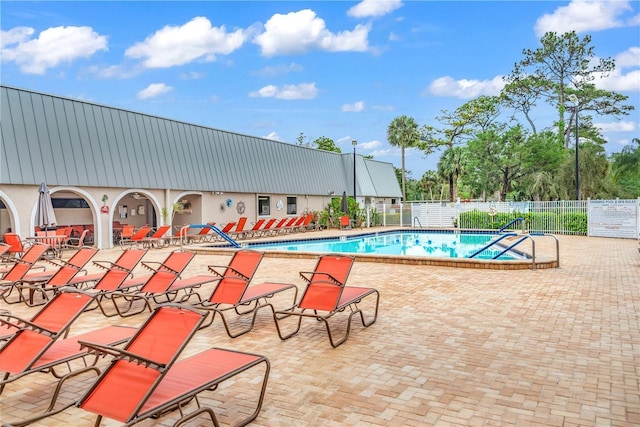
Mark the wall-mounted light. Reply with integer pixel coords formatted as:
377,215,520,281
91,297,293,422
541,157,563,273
212,191,224,195
328,191,335,195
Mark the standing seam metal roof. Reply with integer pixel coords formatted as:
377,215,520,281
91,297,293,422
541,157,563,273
1,85,401,198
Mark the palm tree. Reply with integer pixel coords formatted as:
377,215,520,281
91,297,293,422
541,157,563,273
437,146,465,202
387,115,421,201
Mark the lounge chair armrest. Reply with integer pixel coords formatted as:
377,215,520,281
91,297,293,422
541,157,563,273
0,313,28,328
92,260,116,270
140,261,180,275
208,265,249,280
78,340,167,371
2,316,56,336
299,271,343,286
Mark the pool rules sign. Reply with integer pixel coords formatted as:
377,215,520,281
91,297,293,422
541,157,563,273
588,199,639,239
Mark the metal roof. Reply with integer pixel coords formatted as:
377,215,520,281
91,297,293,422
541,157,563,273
0,85,401,198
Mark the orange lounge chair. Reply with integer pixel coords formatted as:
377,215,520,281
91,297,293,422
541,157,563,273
228,216,248,239
12,246,99,306
254,218,276,238
67,248,147,289
241,218,266,239
0,291,136,397
141,224,171,249
0,243,49,304
0,243,11,264
62,229,90,250
268,218,289,236
194,250,298,337
120,226,152,249
273,255,380,347
189,222,215,243
279,216,300,234
73,304,270,427
3,232,27,259
299,213,314,232
0,310,20,343
97,250,196,317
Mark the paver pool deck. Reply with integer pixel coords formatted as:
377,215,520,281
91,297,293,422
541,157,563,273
1,231,638,426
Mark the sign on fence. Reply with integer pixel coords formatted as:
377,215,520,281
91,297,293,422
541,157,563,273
588,199,639,239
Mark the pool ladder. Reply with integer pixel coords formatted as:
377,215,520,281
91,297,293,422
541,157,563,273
468,232,559,270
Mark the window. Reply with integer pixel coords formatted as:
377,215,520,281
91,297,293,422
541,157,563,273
51,198,90,208
286,196,297,215
258,196,270,216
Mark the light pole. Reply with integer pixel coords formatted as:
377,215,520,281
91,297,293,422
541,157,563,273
352,139,357,219
568,95,579,200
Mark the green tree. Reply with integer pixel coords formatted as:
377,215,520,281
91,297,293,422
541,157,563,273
313,136,341,153
464,126,532,201
610,138,640,197
436,96,502,201
437,146,465,202
420,170,441,201
387,115,421,201
506,31,625,147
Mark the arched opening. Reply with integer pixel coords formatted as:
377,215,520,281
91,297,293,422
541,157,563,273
47,189,98,246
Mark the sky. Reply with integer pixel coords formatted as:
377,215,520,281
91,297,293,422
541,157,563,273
1,0,639,179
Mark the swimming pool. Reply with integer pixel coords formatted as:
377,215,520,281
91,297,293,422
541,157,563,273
192,228,557,269
244,230,525,260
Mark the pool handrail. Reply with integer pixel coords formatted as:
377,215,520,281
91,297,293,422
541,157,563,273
469,232,559,270
468,233,517,259
500,217,525,233
187,224,241,248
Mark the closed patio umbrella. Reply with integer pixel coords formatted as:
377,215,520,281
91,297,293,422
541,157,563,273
36,182,57,231
341,191,348,215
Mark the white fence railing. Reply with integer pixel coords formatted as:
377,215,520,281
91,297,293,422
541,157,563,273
371,199,639,239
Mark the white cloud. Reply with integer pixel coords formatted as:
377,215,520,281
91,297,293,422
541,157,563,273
253,9,370,56
347,0,403,18
254,62,304,77
263,131,281,141
125,16,247,68
595,121,637,132
342,101,365,112
534,0,634,36
249,82,319,100
1,25,107,74
595,47,640,92
137,83,173,100
427,75,505,99
180,71,206,80
615,46,640,68
359,140,382,150
372,104,395,111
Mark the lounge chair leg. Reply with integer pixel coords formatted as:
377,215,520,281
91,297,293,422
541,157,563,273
174,407,221,427
273,311,304,341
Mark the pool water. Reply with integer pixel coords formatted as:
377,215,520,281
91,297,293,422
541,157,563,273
247,231,523,260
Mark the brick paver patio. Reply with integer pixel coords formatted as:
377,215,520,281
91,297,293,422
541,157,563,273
1,233,638,426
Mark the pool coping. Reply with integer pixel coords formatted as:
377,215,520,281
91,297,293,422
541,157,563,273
187,228,559,270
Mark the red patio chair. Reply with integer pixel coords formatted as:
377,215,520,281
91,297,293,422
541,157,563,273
273,255,380,347
242,218,266,239
0,243,49,304
2,233,27,259
254,218,276,238
120,225,152,249
269,218,289,236
228,216,248,239
194,250,298,337
141,224,171,249
67,248,147,290
71,304,269,427
0,290,135,396
97,250,196,317
13,246,99,306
